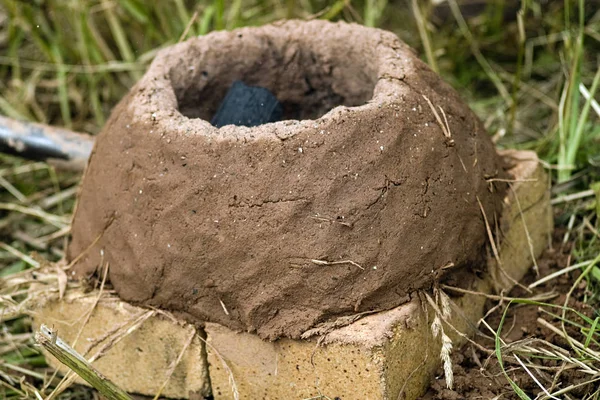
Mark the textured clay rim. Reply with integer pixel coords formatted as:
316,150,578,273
129,20,408,142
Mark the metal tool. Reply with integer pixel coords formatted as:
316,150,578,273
0,115,94,171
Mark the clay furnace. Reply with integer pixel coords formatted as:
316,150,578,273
69,20,507,339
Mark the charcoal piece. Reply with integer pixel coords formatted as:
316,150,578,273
211,81,283,128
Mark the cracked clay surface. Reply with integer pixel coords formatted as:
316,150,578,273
68,20,508,339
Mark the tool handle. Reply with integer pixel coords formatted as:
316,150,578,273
0,115,94,171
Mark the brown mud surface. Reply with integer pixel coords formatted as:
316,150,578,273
423,234,599,399
68,20,507,339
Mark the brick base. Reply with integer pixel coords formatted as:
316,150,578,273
32,150,551,399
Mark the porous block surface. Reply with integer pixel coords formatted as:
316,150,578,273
31,291,210,399
205,150,552,399
206,303,432,400
68,19,507,340
495,149,553,285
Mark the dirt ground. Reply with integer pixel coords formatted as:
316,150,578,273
423,230,599,399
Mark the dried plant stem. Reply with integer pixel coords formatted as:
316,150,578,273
35,325,133,400
311,259,364,270
153,327,196,400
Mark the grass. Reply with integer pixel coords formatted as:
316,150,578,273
490,252,600,399
556,0,600,183
0,0,599,399
494,302,600,399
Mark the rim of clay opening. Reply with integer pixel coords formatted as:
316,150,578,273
136,20,409,140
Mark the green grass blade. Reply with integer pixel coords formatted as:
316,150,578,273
584,317,600,349
214,0,225,30
199,6,216,36
565,66,600,173
226,0,244,29
447,0,510,103
50,44,71,129
174,0,192,32
119,0,150,24
412,0,438,73
495,300,533,400
101,0,141,80
320,1,347,21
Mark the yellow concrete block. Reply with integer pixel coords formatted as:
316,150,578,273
494,149,553,285
32,291,211,398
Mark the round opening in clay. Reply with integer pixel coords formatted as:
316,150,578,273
169,28,378,123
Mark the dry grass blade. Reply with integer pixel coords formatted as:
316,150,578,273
0,203,69,228
476,196,531,293
550,188,595,205
198,337,240,400
441,284,557,302
513,353,560,400
547,376,600,398
529,259,594,289
35,325,133,400
0,242,40,268
178,8,201,43
422,95,451,139
424,291,454,389
152,327,196,400
46,262,110,398
537,318,600,362
310,259,364,270
0,175,27,202
48,309,157,399
72,262,109,347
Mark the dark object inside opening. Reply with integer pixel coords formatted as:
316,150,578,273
210,81,283,128
170,38,377,123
